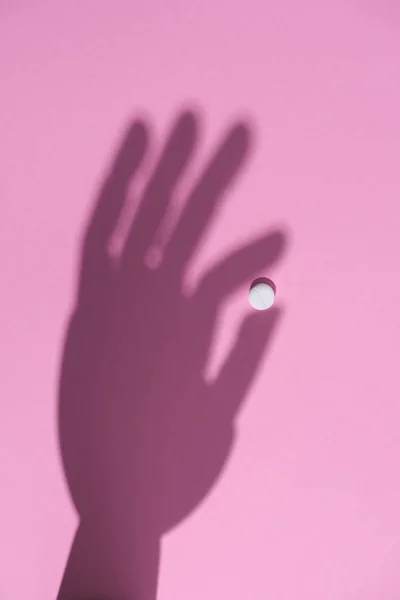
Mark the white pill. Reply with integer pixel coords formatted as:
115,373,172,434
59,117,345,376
248,281,275,310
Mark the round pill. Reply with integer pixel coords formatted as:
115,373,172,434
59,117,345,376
248,281,275,310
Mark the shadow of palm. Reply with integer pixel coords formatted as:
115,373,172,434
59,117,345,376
57,111,286,600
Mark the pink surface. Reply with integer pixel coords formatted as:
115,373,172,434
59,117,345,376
1,2,400,599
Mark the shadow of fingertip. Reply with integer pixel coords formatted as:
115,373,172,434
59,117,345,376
253,228,288,268
168,111,198,153
228,122,252,153
211,122,252,180
125,120,149,150
268,229,287,252
244,305,282,328
176,109,198,130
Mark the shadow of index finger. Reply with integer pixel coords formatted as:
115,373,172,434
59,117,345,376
196,230,286,306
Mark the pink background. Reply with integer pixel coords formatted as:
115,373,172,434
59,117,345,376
2,1,400,598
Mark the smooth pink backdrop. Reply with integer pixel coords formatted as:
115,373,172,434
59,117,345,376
2,1,400,599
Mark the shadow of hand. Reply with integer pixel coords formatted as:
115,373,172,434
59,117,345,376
57,112,286,600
